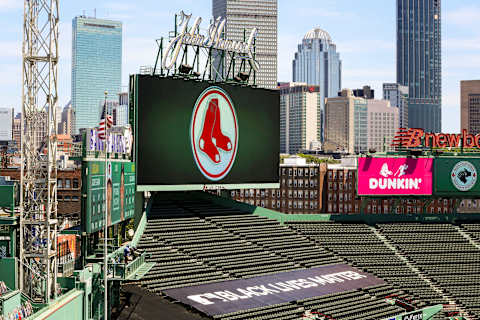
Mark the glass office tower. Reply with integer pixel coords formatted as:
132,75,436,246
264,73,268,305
292,28,342,142
397,0,441,132
72,16,122,133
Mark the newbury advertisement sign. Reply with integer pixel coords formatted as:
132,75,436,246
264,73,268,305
164,264,384,316
392,128,480,149
162,11,259,71
357,157,433,196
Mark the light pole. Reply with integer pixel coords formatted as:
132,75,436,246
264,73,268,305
103,90,108,320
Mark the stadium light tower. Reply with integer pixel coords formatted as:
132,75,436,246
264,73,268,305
20,0,59,302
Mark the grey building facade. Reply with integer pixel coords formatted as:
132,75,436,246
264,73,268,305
397,0,441,132
383,83,409,129
212,0,278,89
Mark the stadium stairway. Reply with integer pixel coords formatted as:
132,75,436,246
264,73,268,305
377,223,480,319
134,194,406,320
288,221,480,320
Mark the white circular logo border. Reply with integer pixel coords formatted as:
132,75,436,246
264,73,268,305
451,161,477,192
190,86,239,181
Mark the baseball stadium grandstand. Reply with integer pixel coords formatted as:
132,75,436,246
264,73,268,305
113,191,477,320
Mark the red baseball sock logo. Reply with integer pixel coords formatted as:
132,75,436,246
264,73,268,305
199,98,232,163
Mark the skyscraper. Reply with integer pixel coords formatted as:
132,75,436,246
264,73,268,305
212,0,277,89
460,80,480,135
292,28,341,141
397,0,441,132
72,16,122,133
383,83,409,128
279,83,322,154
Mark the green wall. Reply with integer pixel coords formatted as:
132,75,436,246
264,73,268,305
31,290,84,320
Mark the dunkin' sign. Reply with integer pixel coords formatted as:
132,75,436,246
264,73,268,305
358,157,433,196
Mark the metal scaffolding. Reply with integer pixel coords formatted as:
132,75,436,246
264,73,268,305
20,0,59,302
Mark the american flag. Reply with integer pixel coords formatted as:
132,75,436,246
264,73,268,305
98,102,113,140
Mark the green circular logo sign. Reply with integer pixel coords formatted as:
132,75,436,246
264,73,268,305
451,161,477,191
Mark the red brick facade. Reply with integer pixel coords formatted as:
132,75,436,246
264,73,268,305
232,163,457,214
0,168,81,220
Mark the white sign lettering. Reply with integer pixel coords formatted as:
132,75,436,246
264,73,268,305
162,11,259,72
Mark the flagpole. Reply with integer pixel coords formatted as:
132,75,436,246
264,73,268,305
103,90,108,320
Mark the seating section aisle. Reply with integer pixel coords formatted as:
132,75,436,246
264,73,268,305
289,221,480,320
287,222,445,308
378,223,480,318
136,196,405,320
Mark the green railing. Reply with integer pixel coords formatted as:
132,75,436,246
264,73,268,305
102,251,147,280
125,251,146,279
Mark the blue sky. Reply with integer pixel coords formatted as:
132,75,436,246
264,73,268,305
1,0,479,133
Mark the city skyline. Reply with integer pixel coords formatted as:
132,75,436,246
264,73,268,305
0,0,479,133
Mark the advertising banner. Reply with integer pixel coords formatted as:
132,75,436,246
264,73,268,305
164,264,384,316
132,75,280,189
357,157,433,196
82,161,136,233
434,158,480,196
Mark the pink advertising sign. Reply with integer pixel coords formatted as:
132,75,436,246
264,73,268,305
357,157,433,196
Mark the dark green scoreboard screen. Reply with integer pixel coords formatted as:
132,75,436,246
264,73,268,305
132,75,280,188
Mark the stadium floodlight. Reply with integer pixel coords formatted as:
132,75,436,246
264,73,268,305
234,71,249,82
179,64,193,74
238,72,249,82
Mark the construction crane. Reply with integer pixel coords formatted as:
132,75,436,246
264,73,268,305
20,0,59,302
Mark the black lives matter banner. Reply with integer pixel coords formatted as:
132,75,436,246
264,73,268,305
164,264,384,316
132,75,279,187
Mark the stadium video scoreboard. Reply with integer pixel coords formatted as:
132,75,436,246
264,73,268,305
131,75,280,191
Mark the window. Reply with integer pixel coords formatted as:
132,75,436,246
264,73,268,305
293,180,297,187
72,196,79,201
293,201,297,209
65,196,71,201
57,195,63,201
73,178,79,188
277,201,280,208
288,191,292,198
298,202,303,209
293,191,297,198
65,179,71,188
57,179,63,188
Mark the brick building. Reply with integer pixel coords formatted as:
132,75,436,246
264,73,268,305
231,157,326,214
232,157,458,214
0,168,81,225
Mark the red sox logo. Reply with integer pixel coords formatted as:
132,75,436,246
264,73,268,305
191,87,238,181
